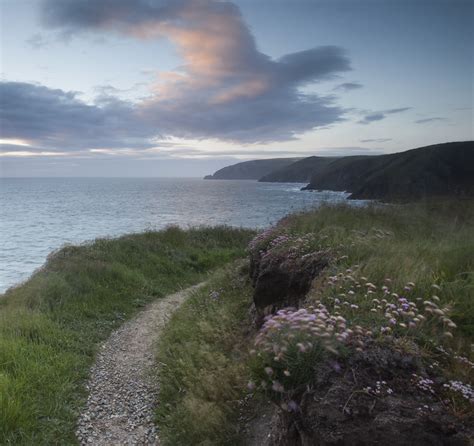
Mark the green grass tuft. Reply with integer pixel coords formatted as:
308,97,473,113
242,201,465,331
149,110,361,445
157,201,474,442
0,226,253,445
275,201,474,337
156,264,253,446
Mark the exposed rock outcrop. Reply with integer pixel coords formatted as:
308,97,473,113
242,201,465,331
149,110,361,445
265,345,473,445
251,251,329,313
249,230,330,326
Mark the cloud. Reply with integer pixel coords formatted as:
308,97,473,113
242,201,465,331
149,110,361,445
333,82,363,91
36,0,351,144
0,142,382,161
414,117,447,124
0,150,69,157
313,147,383,156
25,33,50,49
136,145,385,159
358,107,411,124
360,138,392,143
93,82,148,101
385,107,411,114
0,81,158,151
359,112,385,124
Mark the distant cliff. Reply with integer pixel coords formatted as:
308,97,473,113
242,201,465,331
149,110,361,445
259,156,339,183
204,158,302,180
204,142,474,201
303,141,474,200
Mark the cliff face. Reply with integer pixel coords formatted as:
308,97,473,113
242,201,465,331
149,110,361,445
204,158,302,180
245,206,474,445
348,142,474,200
304,141,474,201
204,142,474,201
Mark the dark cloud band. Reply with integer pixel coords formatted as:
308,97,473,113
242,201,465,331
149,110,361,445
22,0,353,147
358,107,411,125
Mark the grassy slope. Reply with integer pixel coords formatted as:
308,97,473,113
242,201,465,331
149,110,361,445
156,264,253,445
259,156,338,183
205,158,302,180
282,201,474,337
350,142,474,199
0,226,253,445
305,142,474,200
156,202,474,445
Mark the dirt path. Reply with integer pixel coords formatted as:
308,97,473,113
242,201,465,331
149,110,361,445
76,283,206,446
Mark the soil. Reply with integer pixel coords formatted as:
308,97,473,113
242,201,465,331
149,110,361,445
76,283,206,446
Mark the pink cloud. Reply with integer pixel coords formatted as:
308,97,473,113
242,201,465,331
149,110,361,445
35,0,353,143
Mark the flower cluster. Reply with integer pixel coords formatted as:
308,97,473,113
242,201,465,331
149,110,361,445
443,380,474,403
412,374,436,394
258,233,320,263
365,380,394,396
324,271,457,341
248,224,473,416
412,375,474,406
254,304,375,356
248,226,330,267
247,227,285,254
251,305,375,395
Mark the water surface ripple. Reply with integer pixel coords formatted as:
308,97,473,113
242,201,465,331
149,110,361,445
0,178,362,293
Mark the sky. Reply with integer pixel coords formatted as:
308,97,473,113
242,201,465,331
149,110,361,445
0,0,472,177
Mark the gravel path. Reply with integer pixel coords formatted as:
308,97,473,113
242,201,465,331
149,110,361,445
76,283,206,445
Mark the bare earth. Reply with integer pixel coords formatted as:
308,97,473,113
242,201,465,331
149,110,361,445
76,283,206,446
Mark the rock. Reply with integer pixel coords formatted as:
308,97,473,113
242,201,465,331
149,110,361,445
75,283,206,445
264,345,473,446
251,249,329,325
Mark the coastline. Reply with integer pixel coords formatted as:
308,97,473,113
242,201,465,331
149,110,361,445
0,178,352,295
2,202,473,444
0,226,253,444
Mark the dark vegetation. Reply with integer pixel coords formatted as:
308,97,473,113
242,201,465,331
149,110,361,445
156,264,254,445
3,197,473,445
247,202,474,444
205,141,474,202
304,141,474,200
158,201,474,445
204,157,301,180
0,226,253,445
259,156,338,183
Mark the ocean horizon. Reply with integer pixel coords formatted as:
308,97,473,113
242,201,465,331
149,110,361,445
0,177,362,293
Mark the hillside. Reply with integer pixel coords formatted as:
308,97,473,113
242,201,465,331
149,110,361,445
157,202,474,445
204,158,302,180
2,204,473,445
206,142,474,202
304,141,474,200
258,156,339,183
0,226,253,445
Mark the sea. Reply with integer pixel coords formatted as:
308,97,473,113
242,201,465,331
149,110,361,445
0,177,361,293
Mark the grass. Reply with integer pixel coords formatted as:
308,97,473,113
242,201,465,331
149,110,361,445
157,201,474,443
278,200,474,337
156,263,253,446
3,201,473,444
248,201,474,410
0,226,254,445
